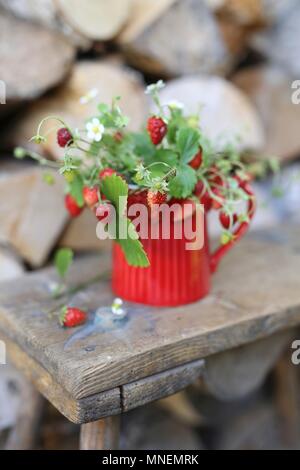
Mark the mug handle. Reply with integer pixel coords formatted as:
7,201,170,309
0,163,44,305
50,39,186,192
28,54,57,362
210,182,256,273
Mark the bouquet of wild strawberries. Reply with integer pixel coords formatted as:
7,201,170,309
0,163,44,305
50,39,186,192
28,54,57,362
15,81,263,268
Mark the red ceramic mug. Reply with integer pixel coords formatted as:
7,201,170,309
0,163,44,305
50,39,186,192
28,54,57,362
112,183,255,307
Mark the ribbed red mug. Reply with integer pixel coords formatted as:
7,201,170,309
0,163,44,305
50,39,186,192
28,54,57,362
112,183,255,307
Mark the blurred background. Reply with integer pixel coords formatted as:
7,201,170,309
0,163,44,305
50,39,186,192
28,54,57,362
0,0,300,450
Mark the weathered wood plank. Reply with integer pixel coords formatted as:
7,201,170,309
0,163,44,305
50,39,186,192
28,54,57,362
80,417,120,450
122,359,204,412
0,335,121,424
0,228,299,401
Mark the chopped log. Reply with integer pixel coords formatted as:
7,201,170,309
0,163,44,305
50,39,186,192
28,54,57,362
0,252,24,434
117,0,176,44
207,0,298,25
0,162,67,267
122,404,203,450
158,76,264,152
0,248,24,282
233,66,300,162
80,417,120,450
216,401,285,450
0,0,132,43
6,61,147,159
118,0,232,77
158,392,203,427
59,209,112,252
251,3,300,77
4,380,43,450
56,0,132,41
0,11,75,106
203,331,292,401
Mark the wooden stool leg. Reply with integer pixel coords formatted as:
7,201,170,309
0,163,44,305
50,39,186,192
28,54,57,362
80,416,120,450
274,351,300,447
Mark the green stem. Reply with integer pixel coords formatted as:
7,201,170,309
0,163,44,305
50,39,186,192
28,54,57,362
47,271,111,317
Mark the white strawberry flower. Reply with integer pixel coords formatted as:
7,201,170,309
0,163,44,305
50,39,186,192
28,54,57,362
167,100,184,110
80,88,99,105
145,80,165,95
86,118,105,142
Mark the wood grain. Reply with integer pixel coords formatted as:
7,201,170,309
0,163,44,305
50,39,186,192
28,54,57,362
122,359,204,412
1,334,121,424
0,228,300,403
80,417,120,450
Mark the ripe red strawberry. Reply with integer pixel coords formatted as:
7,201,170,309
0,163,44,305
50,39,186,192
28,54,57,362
65,194,83,218
194,180,205,197
127,190,148,208
147,191,167,207
99,168,117,180
83,186,99,208
57,128,73,148
147,117,168,145
60,307,87,328
114,131,123,143
201,191,213,211
189,149,203,170
219,212,238,229
235,173,252,189
95,203,113,222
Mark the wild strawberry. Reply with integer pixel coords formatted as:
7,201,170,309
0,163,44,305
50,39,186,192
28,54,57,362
194,180,205,197
83,186,99,208
57,128,73,148
127,191,148,208
114,131,123,143
147,191,167,207
99,168,117,180
189,149,203,170
64,169,76,183
65,194,83,218
147,117,168,145
60,307,87,328
210,175,223,189
201,191,212,211
235,173,252,189
219,212,238,230
95,203,113,222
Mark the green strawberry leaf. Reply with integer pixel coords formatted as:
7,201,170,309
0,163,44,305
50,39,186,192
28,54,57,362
117,220,150,268
55,248,74,279
101,175,150,267
177,127,200,164
147,150,178,177
168,165,197,199
132,132,156,162
101,174,128,215
155,149,178,167
69,174,84,207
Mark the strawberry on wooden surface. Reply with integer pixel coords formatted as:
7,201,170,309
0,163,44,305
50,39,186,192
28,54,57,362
60,307,87,328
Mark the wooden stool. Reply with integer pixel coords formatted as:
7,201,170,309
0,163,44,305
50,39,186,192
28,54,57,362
1,227,300,450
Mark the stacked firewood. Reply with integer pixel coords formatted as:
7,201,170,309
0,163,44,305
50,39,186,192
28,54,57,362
1,0,300,450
